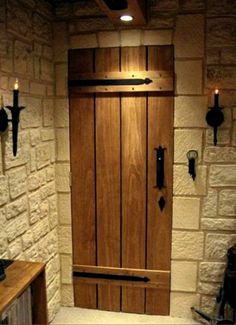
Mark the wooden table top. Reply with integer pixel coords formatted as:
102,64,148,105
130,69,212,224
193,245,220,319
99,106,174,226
0,260,45,314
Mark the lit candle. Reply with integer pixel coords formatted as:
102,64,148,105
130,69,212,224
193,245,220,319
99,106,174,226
13,79,19,107
214,88,219,107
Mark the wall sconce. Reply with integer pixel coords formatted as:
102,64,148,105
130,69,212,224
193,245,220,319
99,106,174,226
0,79,25,156
187,150,198,180
206,89,224,146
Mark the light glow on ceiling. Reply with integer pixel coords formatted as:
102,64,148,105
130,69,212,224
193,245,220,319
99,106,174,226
120,14,133,22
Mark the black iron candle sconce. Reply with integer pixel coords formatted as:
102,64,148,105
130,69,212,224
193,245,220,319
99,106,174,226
187,150,198,181
206,89,224,146
0,79,25,156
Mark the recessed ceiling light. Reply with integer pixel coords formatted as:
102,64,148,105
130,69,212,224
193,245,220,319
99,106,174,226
120,15,133,22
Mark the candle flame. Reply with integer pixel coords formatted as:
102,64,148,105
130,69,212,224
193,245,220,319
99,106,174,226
215,89,219,94
14,79,19,90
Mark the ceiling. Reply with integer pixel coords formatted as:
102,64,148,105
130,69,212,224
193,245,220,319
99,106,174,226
47,0,147,27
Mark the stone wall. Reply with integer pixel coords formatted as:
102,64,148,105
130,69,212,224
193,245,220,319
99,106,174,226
0,0,60,321
54,0,236,319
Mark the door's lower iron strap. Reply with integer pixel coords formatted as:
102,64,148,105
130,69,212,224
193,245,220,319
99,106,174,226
69,78,153,87
73,271,150,282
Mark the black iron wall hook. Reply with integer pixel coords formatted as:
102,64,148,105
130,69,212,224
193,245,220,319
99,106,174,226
0,82,25,156
187,150,198,180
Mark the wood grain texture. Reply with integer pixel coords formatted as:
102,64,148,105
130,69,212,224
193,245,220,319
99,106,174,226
70,48,97,308
73,264,170,289
0,260,47,324
145,46,174,315
95,48,121,311
121,46,146,313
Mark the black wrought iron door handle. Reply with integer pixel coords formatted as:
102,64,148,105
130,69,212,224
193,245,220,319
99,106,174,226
154,146,166,190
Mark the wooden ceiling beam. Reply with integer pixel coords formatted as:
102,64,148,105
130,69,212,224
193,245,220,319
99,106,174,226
94,0,146,27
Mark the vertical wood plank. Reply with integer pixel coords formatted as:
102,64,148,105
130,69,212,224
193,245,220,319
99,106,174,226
95,48,121,311
121,47,146,314
69,49,97,308
146,46,174,315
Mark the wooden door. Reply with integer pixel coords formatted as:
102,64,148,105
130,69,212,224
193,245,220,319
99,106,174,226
69,46,174,315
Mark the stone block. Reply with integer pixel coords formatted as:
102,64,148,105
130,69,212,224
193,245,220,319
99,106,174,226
207,17,236,48
98,31,120,48
206,48,220,65
179,0,205,11
120,30,142,47
41,129,55,141
170,292,200,318
171,261,197,292
219,190,236,216
46,254,60,284
198,282,220,296
53,22,68,62
30,129,41,146
36,143,51,169
173,197,200,230
206,129,230,146
32,219,50,242
8,239,23,259
14,40,33,77
142,30,172,45
173,165,207,196
7,0,32,40
21,97,42,128
29,191,41,213
54,99,69,127
49,213,58,230
0,76,8,90
8,167,27,199
61,284,74,307
204,146,236,163
56,128,70,161
47,291,60,323
199,261,224,284
41,59,53,82
0,40,13,73
21,230,34,250
172,230,204,260
56,163,70,193
58,226,72,254
202,218,236,231
174,96,208,127
33,13,52,43
43,98,54,127
58,193,71,225
40,182,55,200
207,0,236,15
209,165,236,187
42,45,53,60
55,63,68,96
207,66,236,90
174,129,203,163
61,254,72,284
6,196,27,219
232,121,236,146
202,189,217,217
28,170,46,192
46,165,55,182
175,60,203,95
70,33,98,49
205,233,236,260
6,212,28,242
30,82,46,96
151,0,179,11
0,176,8,206
41,200,49,219
174,15,204,58
70,18,113,33
47,274,60,302
221,48,236,65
